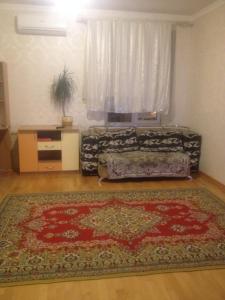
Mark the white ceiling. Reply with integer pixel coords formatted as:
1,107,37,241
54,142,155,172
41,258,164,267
0,0,219,15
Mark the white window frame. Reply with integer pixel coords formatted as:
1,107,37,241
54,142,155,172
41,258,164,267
105,112,161,127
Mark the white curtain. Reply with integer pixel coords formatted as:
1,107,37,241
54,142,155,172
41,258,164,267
84,19,172,114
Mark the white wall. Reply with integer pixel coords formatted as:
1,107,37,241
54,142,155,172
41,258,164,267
165,6,225,186
189,5,225,185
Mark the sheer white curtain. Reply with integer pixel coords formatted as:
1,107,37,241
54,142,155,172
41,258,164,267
84,19,172,114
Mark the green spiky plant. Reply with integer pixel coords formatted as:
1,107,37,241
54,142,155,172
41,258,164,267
51,67,75,117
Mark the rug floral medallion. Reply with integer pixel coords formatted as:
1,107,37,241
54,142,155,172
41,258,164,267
0,188,225,286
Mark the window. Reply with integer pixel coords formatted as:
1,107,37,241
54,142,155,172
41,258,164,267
106,112,160,127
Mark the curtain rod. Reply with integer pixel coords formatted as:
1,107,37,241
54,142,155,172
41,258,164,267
76,16,193,27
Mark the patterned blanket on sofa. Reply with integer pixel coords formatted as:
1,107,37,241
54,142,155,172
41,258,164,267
81,126,201,176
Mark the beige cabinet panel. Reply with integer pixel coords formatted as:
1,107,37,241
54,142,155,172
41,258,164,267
18,132,38,172
62,132,79,171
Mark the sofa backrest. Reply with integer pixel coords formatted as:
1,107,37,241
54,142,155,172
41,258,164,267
98,127,139,153
136,128,184,152
82,126,199,154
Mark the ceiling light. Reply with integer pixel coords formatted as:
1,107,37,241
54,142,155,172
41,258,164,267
53,0,90,16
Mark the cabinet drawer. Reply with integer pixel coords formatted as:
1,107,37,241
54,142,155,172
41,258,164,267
37,141,61,151
38,161,62,172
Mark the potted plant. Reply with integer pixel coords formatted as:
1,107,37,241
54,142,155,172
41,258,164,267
51,67,75,127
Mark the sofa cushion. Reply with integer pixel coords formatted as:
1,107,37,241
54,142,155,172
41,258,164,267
99,127,139,153
98,151,190,179
138,130,183,152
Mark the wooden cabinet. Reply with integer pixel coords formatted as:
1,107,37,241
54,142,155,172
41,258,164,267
0,62,11,171
0,62,10,128
18,126,79,173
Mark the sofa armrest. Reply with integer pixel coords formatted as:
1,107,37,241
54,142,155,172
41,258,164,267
80,133,99,175
182,131,201,172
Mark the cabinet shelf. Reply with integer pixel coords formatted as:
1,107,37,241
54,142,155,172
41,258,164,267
38,150,61,161
37,130,61,141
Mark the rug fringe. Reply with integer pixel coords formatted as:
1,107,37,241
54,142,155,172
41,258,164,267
1,264,225,287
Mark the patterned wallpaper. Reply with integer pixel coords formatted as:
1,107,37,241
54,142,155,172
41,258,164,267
0,10,104,131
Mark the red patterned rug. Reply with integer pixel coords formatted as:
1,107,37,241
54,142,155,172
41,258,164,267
0,188,225,286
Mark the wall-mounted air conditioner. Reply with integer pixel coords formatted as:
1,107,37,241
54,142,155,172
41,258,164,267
16,14,67,36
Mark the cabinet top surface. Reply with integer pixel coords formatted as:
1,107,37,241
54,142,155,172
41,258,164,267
18,125,79,132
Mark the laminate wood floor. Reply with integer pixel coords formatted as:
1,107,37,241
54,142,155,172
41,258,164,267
0,172,225,300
